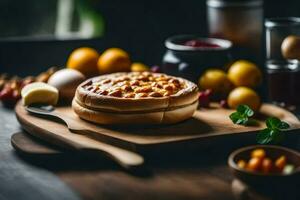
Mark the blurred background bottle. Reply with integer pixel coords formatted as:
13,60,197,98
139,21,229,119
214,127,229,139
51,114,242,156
0,0,104,39
206,0,264,64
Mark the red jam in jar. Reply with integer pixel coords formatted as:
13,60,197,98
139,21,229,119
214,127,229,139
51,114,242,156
183,40,221,48
162,35,232,83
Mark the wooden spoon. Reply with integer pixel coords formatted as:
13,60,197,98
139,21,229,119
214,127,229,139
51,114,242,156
24,104,144,169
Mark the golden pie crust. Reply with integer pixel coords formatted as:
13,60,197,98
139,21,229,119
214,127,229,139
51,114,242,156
72,72,199,124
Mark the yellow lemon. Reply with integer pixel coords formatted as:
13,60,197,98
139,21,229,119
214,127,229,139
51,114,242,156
227,86,261,111
199,69,232,95
228,60,262,88
131,62,150,72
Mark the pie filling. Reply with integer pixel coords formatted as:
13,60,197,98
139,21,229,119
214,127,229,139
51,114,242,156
82,72,188,98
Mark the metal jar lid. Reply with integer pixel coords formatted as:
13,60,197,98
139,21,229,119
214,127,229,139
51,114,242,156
265,17,300,28
206,0,263,8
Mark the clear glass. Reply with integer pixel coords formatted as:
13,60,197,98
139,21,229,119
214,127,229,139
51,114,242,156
265,18,300,60
265,18,300,108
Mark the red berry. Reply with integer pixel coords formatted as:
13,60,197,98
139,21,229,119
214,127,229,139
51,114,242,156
220,99,228,108
0,85,20,108
12,89,21,99
151,66,160,73
198,89,212,108
0,87,14,101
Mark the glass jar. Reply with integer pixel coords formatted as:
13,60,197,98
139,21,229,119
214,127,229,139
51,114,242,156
265,18,300,108
206,0,263,62
265,18,300,61
162,35,232,83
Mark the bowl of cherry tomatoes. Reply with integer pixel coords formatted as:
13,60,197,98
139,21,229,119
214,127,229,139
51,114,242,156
228,145,300,188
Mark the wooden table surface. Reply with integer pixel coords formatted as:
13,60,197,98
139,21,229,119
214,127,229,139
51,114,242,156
0,106,80,200
1,106,300,200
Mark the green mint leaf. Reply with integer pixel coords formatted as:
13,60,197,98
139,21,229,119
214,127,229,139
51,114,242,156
237,105,247,113
230,112,240,124
271,129,285,144
230,112,248,125
230,105,255,126
257,128,273,144
237,105,254,117
266,117,290,130
236,118,249,125
266,117,281,129
257,128,285,144
229,112,240,122
245,108,254,117
278,121,290,130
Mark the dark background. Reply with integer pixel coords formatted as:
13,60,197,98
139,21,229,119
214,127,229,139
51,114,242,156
0,0,300,76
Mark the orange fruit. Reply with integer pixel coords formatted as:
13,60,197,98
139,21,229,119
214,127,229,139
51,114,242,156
198,69,232,95
67,47,99,77
247,157,262,172
237,160,247,169
131,62,150,72
97,48,131,74
227,86,261,111
228,60,262,88
275,156,287,172
262,158,273,173
251,149,266,159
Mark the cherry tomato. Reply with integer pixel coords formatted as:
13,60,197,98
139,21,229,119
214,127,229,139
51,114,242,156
247,157,262,171
237,160,247,169
251,149,266,159
275,156,287,172
262,158,273,173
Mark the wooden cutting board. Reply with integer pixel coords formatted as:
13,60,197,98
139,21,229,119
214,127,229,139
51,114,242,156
15,101,300,152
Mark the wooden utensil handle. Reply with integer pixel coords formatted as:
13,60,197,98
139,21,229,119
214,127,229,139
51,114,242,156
44,131,143,169
18,114,144,169
45,132,144,168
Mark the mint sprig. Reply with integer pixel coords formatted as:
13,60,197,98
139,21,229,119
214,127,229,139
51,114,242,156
257,117,290,144
229,105,290,144
229,105,254,125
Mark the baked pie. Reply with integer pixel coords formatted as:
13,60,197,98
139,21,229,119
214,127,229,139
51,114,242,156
72,72,199,124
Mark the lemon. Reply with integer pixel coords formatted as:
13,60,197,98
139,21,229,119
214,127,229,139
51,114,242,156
228,60,262,88
131,62,150,72
67,47,99,77
199,69,232,95
21,82,59,106
227,86,261,111
97,48,131,74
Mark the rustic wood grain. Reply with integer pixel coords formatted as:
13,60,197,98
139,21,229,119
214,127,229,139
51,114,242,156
12,132,236,200
11,132,63,155
11,131,300,200
15,104,145,168
15,101,300,153
13,102,300,200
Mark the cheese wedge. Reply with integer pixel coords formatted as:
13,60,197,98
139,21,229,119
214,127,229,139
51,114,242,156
21,82,59,106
